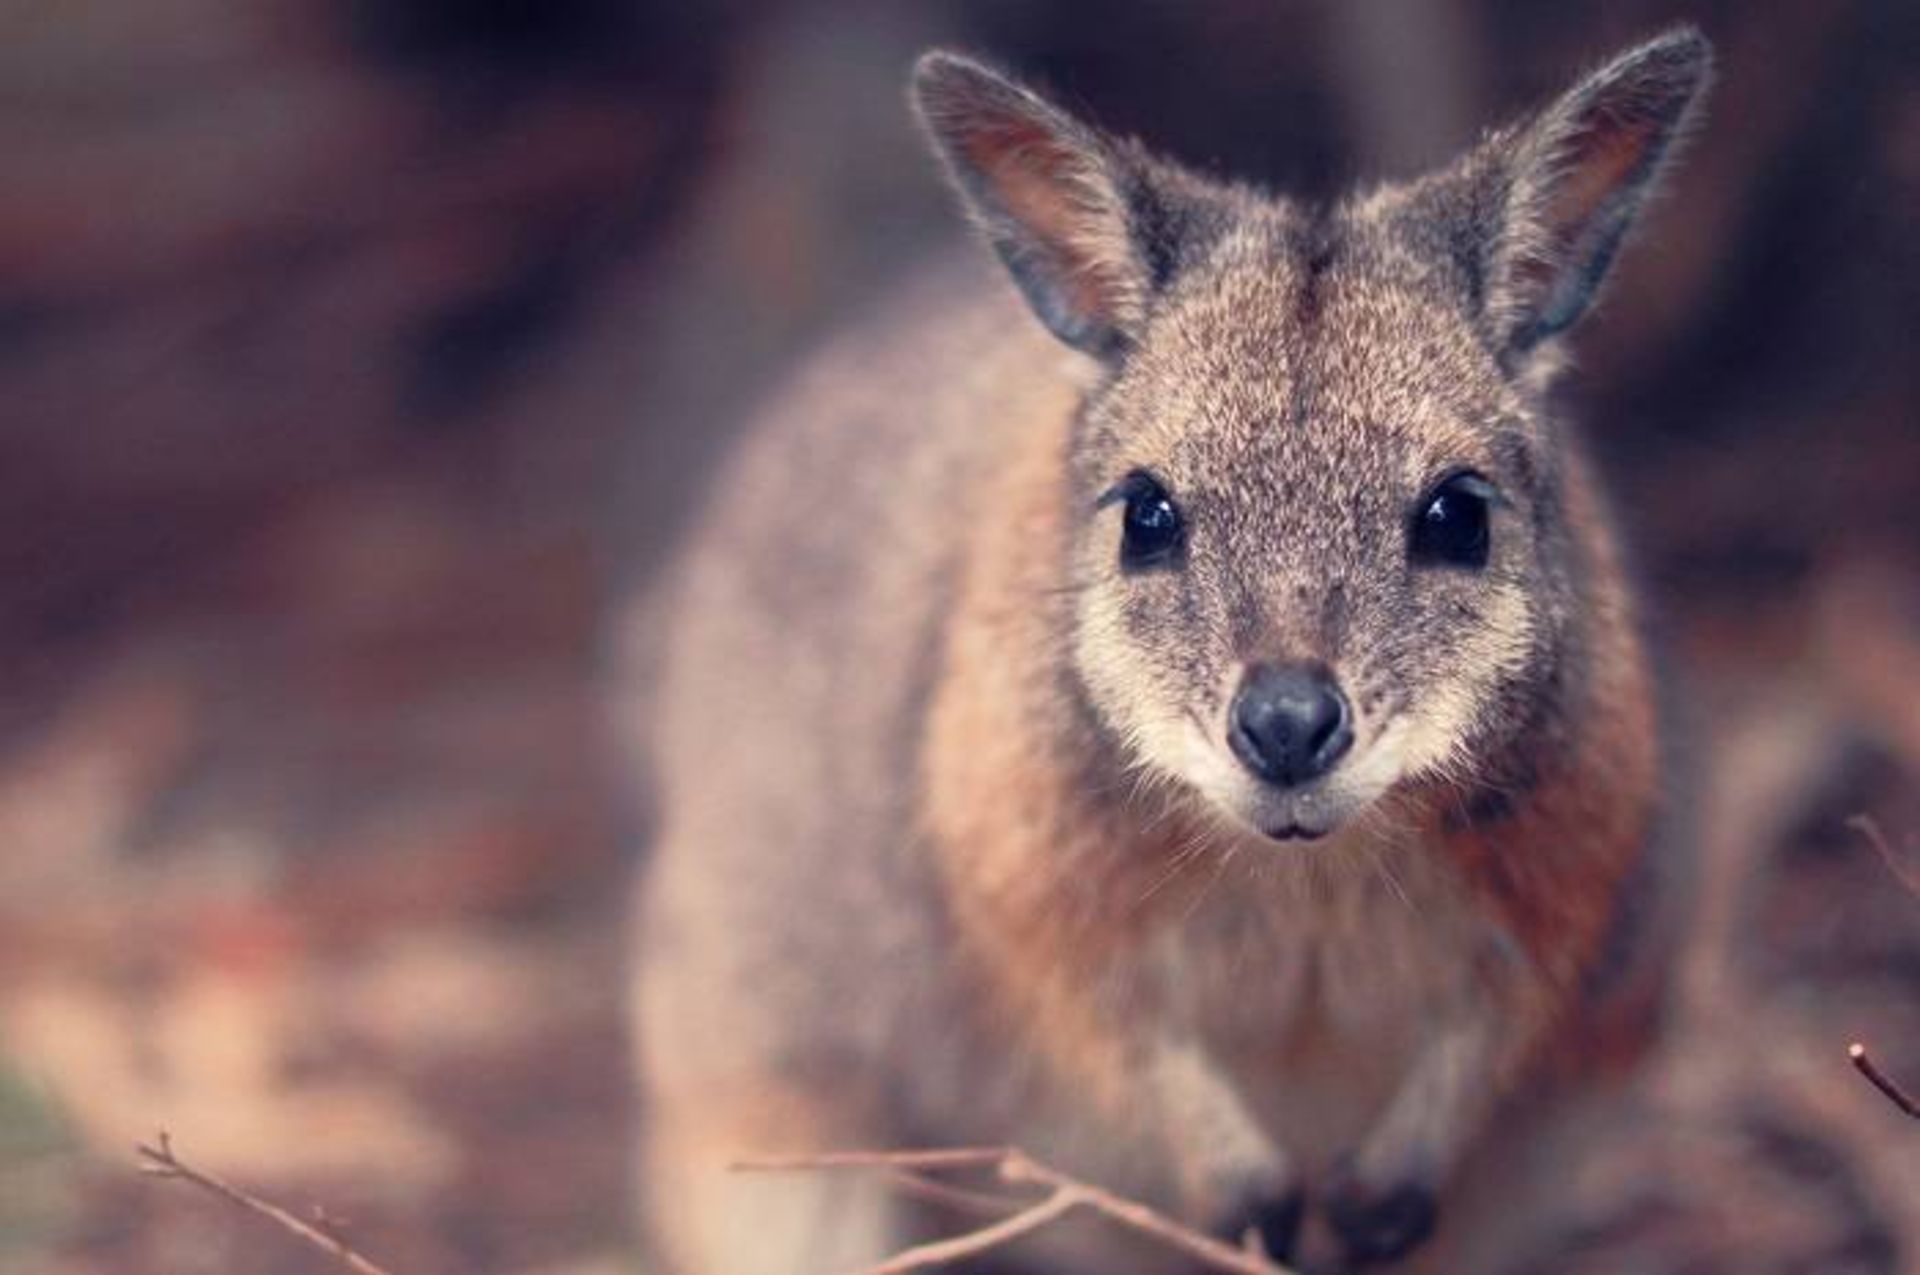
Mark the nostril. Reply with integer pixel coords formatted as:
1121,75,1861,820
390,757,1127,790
1306,689,1353,771
1227,664,1353,788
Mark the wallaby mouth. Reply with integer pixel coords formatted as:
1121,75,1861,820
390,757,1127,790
1215,778,1356,846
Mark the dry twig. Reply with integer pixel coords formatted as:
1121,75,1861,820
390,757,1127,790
734,1146,1295,1275
1845,817,1919,1121
1849,1043,1919,1121
136,1131,399,1275
878,1167,1031,1219
1848,815,1920,898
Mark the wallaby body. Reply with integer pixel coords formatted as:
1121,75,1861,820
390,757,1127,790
629,31,1710,1275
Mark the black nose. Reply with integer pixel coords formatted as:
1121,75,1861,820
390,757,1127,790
1228,663,1354,788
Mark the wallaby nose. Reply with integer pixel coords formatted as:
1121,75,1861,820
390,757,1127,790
1227,663,1354,788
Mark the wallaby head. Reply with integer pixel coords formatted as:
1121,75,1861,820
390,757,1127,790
911,32,1709,844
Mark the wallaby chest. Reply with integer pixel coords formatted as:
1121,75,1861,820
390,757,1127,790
1133,838,1510,1150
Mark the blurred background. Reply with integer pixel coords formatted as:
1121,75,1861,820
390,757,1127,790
1,2,1916,1273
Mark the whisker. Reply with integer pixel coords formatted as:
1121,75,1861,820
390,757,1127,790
1190,840,1242,923
1135,829,1215,908
1369,838,1414,911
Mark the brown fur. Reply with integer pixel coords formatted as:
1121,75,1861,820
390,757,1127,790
626,28,1711,1275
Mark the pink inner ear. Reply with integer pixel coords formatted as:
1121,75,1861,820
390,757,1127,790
1509,108,1663,309
1546,112,1660,246
957,113,1133,330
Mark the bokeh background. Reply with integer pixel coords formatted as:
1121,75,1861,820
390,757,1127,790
2,2,1916,1273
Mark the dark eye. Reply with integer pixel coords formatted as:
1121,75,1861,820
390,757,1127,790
1409,471,1494,569
1106,472,1184,568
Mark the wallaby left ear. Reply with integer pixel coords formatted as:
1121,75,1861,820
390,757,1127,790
911,51,1170,357
1483,27,1714,354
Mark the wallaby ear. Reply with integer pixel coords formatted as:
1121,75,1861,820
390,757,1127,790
1481,27,1713,354
912,51,1161,356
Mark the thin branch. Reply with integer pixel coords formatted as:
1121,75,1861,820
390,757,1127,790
1849,1043,1920,1120
854,1188,1080,1275
136,1131,399,1275
735,1145,1295,1275
879,1169,1032,1219
736,1147,1016,1173
1020,1167,1282,1275
1845,819,1920,1120
1848,814,1920,897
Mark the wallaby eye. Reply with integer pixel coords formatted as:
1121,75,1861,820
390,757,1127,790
1102,472,1184,568
1410,471,1494,569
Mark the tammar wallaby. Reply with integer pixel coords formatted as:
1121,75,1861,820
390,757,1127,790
628,27,1711,1275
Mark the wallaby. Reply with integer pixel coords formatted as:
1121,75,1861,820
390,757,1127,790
626,27,1711,1275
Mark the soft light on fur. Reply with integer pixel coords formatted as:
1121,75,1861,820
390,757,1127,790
627,27,1711,1275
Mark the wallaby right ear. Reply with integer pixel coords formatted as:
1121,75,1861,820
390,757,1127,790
911,52,1159,357
1476,28,1714,356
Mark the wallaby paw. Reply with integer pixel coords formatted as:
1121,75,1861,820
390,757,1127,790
1322,1162,1437,1267
1209,1177,1306,1265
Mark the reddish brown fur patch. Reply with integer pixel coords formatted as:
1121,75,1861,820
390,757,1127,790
1436,444,1659,1077
920,375,1224,1120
